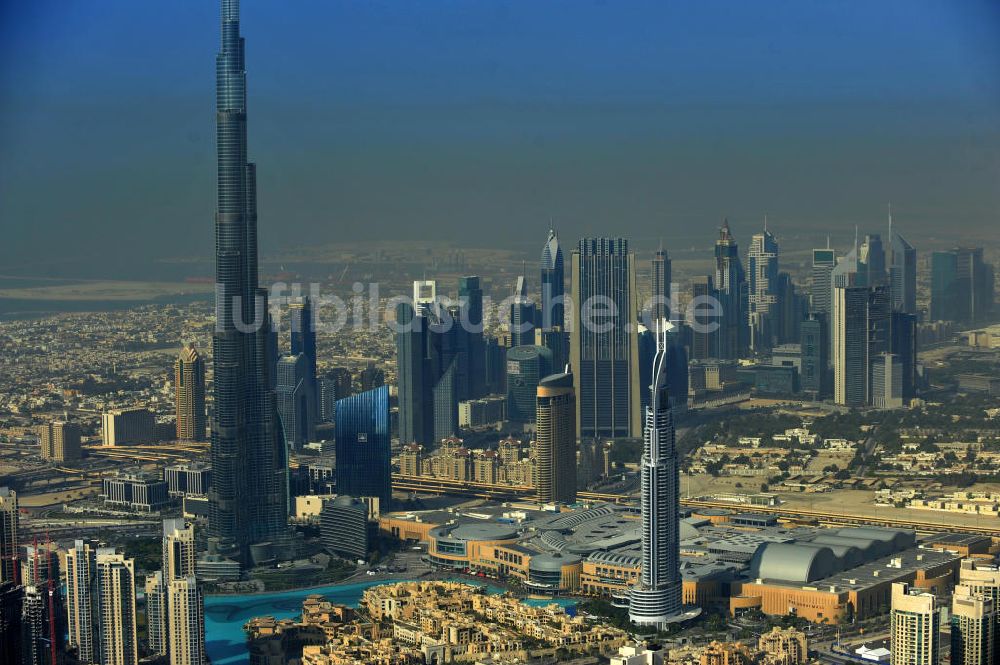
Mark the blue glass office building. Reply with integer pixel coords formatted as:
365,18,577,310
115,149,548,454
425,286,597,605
335,385,391,510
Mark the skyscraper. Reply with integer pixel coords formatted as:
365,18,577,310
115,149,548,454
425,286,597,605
889,226,917,315
541,228,565,331
688,275,716,361
275,353,316,450
20,542,64,665
891,582,939,665
431,356,458,442
951,585,995,665
163,519,196,583
570,238,641,439
95,549,138,665
166,577,206,665
22,579,64,665
800,313,829,399
860,233,887,287
931,248,994,324
629,322,682,629
890,311,917,401
535,370,576,504
145,571,167,657
38,420,82,461
66,540,98,663
159,519,202,664
872,353,904,409
810,246,836,315
510,273,537,348
832,285,889,407
958,559,1000,657
395,301,431,445
289,297,318,407
209,0,288,565
506,345,553,424
335,385,391,510
174,344,206,441
748,225,780,353
0,487,17,584
775,271,806,344
714,220,747,359
458,275,487,398
652,241,672,323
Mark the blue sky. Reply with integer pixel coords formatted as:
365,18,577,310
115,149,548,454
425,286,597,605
2,0,999,275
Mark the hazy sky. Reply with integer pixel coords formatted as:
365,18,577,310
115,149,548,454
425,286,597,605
2,0,999,277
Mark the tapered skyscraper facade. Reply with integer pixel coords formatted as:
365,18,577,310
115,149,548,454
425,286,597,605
714,220,747,359
541,229,565,331
629,321,682,629
651,242,671,323
209,0,288,564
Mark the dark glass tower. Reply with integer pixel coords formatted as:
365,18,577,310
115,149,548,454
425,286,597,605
289,297,318,406
651,241,671,323
541,229,565,330
714,220,747,359
335,385,391,509
458,276,487,398
395,301,430,445
570,238,641,439
209,0,288,564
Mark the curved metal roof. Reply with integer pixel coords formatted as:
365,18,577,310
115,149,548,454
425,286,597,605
430,522,518,543
530,552,581,572
811,534,887,560
750,542,841,583
835,527,915,552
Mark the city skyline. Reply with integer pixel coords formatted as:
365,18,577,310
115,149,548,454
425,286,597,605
1,2,1000,665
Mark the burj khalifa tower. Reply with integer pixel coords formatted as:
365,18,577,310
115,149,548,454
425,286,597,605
629,320,683,628
208,0,288,565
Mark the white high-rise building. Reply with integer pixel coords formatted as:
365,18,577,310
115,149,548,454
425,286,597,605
163,518,196,583
891,582,939,665
66,539,98,663
145,571,167,657
95,549,138,665
629,321,682,628
167,576,206,665
747,225,779,353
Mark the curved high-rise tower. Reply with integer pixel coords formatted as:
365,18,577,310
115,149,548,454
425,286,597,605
629,320,682,629
541,229,564,331
208,0,288,565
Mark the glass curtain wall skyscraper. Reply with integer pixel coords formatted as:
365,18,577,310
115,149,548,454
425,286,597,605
570,238,641,439
541,229,569,370
889,230,917,315
335,385,391,510
748,225,780,354
541,229,565,331
458,276,487,398
651,241,671,323
289,297,318,408
713,220,747,359
208,0,288,564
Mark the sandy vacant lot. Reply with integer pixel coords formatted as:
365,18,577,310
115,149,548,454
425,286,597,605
684,472,1000,531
